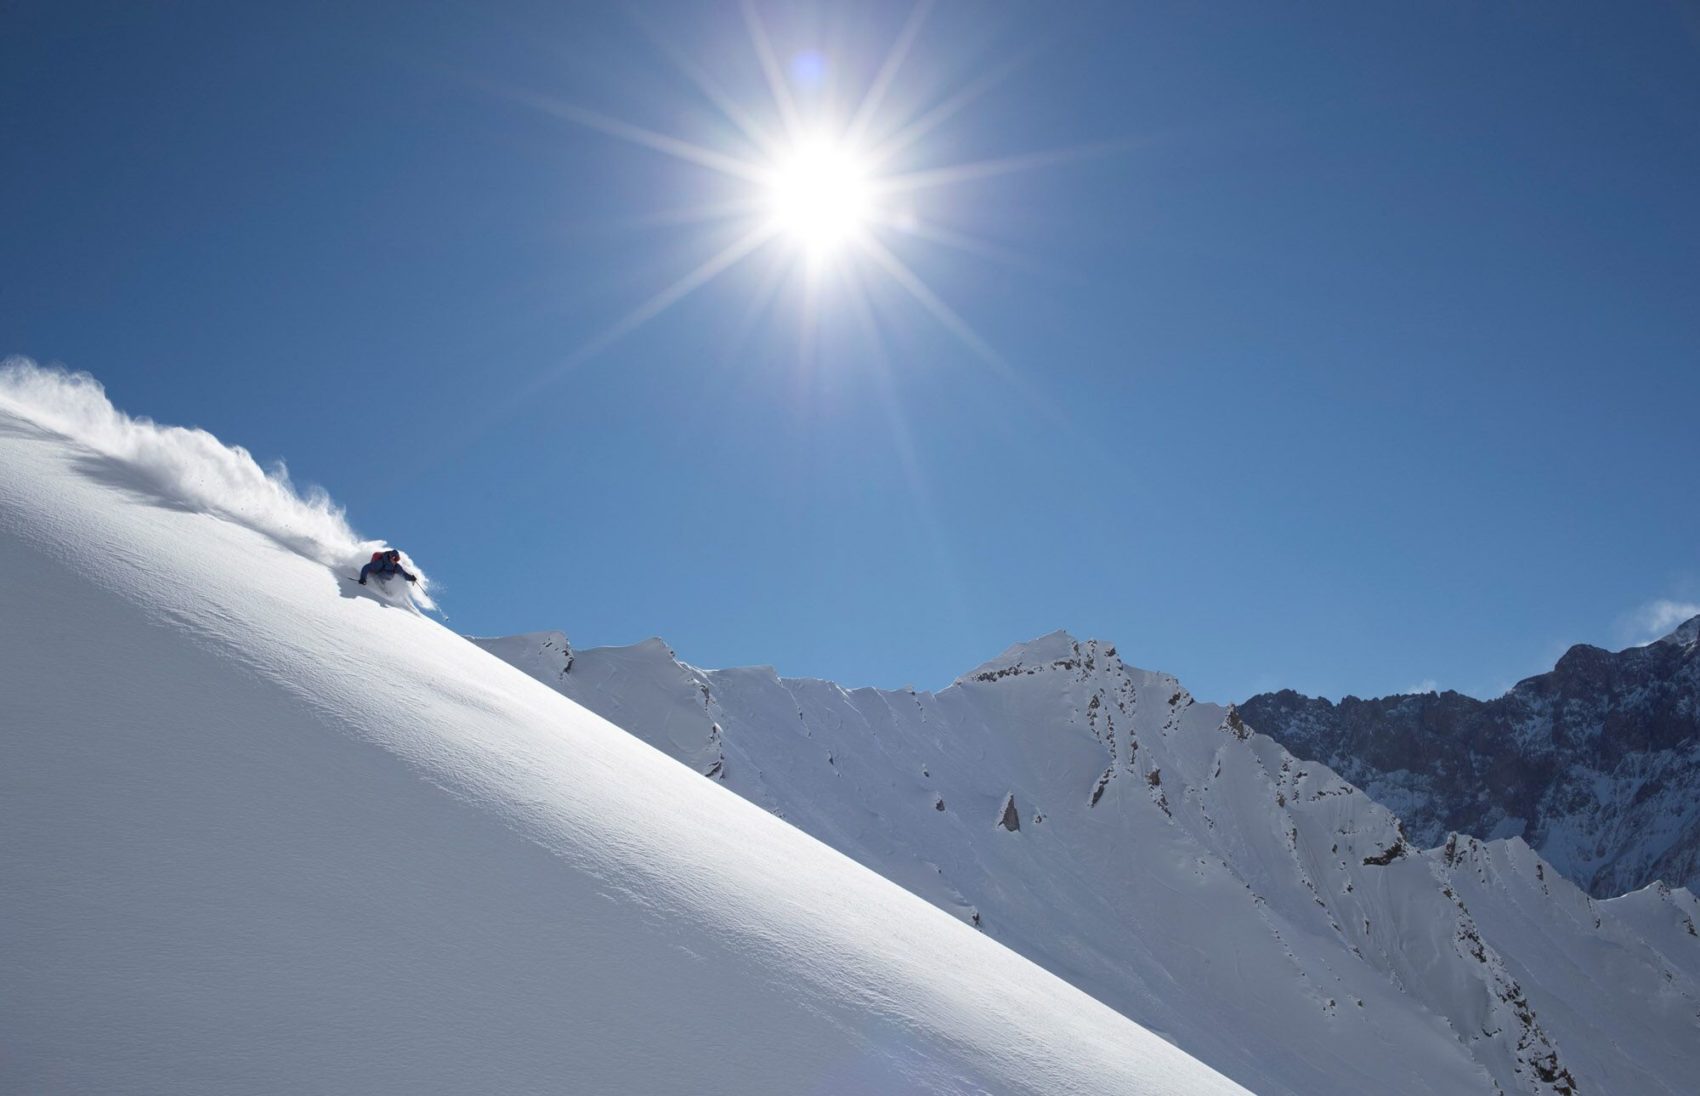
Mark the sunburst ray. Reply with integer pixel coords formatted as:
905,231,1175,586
511,90,769,183
857,236,1004,372
627,9,783,159
863,51,1033,167
877,137,1134,195
846,0,934,147
742,0,804,141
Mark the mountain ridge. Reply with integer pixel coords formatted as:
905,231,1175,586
1242,617,1700,898
476,627,1700,1095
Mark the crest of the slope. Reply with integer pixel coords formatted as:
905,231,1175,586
0,358,431,605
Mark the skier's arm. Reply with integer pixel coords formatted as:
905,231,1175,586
401,567,417,582
358,561,376,583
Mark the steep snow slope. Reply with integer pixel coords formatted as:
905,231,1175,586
1427,836,1700,1094
477,630,1700,1096
1242,624,1700,897
0,380,1246,1095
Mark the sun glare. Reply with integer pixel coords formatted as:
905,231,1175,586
505,0,1088,391
766,138,873,257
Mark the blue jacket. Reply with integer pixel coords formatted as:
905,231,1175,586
360,555,416,583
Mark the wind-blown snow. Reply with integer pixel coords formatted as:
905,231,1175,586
1626,598,1700,646
0,395,1244,1095
0,358,433,607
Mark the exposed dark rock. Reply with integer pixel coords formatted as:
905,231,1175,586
1088,767,1112,808
997,793,1020,832
1363,839,1408,867
1243,616,1700,896
1146,769,1171,817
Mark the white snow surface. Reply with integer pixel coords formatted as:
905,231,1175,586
0,395,1247,1094
475,631,1700,1096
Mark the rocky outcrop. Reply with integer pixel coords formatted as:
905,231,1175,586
1242,616,1700,896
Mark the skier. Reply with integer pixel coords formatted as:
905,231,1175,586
359,549,417,586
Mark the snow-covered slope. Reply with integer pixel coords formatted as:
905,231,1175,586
0,368,1246,1095
1241,624,1700,898
477,630,1700,1095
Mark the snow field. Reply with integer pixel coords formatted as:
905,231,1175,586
0,385,1246,1095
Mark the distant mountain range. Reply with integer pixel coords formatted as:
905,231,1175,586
476,628,1700,1095
1243,616,1700,898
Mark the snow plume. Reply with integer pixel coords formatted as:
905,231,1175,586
0,358,433,608
1621,598,1700,646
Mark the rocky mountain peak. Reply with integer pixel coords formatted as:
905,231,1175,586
1244,621,1700,897
955,629,1092,684
1656,613,1700,649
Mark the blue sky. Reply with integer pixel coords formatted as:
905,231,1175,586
5,1,1698,702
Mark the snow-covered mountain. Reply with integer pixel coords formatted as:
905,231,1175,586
1241,622,1700,899
476,629,1700,1096
0,364,1246,1095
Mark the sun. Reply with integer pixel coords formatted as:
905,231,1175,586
765,137,874,258
500,0,1093,388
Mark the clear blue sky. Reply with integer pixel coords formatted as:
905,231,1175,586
6,1,1698,702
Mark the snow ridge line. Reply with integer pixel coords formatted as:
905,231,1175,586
0,359,432,606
